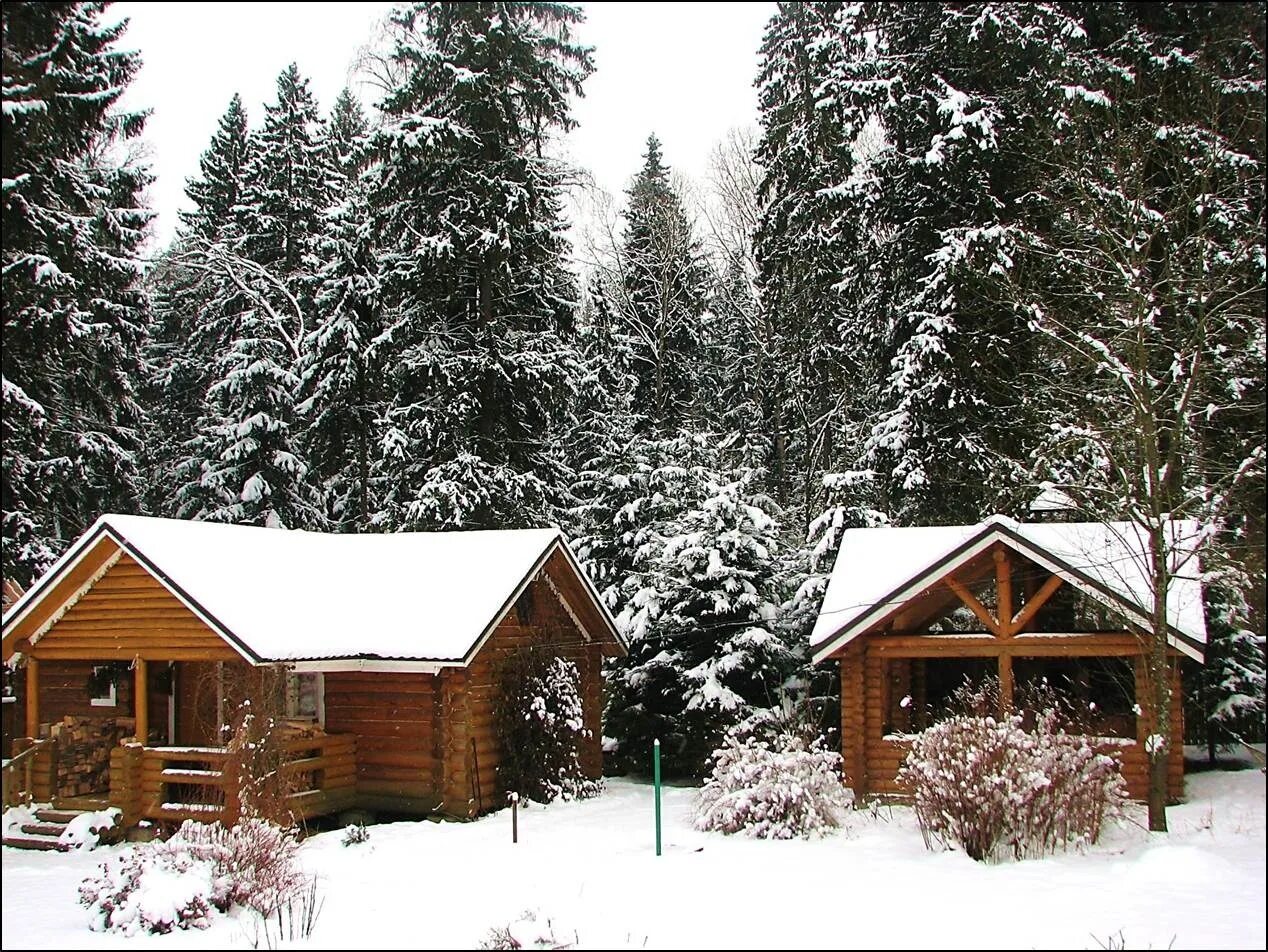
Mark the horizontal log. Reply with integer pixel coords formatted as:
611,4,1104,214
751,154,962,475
32,647,240,661
357,764,430,784
144,805,226,822
323,720,430,739
281,754,353,775
355,749,434,769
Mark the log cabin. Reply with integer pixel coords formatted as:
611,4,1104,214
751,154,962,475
812,515,1206,802
1,514,625,832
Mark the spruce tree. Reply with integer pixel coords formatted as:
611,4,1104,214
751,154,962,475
615,134,712,433
299,88,385,530
2,1,151,583
368,1,592,530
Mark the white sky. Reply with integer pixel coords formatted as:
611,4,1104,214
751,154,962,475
110,1,776,251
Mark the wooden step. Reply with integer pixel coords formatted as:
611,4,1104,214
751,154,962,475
34,809,83,824
20,822,68,837
2,833,68,852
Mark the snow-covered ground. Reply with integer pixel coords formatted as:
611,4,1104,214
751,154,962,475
3,767,1264,950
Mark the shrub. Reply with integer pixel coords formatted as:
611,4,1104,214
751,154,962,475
694,727,850,839
341,823,369,846
494,650,603,803
898,701,1127,862
80,818,309,934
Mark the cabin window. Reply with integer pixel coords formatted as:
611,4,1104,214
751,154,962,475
1013,656,1136,739
285,671,324,725
88,663,123,708
883,657,996,736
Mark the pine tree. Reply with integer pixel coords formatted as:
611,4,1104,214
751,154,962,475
368,1,592,531
1016,2,1265,829
2,1,152,583
753,1,854,523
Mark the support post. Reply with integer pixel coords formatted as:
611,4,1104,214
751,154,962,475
25,657,39,738
653,738,662,856
999,652,1014,715
994,549,1012,636
134,657,149,744
510,792,518,844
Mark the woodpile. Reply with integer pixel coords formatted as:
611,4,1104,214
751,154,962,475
49,715,135,798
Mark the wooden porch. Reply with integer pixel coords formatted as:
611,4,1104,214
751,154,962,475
3,732,357,828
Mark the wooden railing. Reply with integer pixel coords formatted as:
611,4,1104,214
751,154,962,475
109,733,357,828
2,738,55,808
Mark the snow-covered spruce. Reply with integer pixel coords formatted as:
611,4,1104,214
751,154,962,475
694,728,850,839
898,706,1127,863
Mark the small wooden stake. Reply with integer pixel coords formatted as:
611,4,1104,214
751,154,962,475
510,792,519,844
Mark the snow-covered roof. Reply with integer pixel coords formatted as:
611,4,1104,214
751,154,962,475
3,514,624,667
811,515,1207,663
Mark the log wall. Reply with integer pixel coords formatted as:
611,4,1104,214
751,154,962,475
438,570,605,818
323,671,440,812
27,554,241,663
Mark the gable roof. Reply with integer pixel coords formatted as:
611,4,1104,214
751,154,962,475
811,515,1207,664
2,514,625,668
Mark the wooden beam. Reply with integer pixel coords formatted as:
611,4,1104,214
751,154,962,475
134,658,148,744
26,657,39,737
999,652,1014,713
944,575,1002,635
994,549,1012,638
1008,574,1064,635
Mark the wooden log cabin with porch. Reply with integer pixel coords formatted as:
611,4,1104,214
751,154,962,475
1,515,625,838
812,515,1207,802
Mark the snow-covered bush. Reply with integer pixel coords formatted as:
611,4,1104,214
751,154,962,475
495,651,602,803
80,818,308,934
341,822,369,846
694,728,850,839
899,705,1127,862
80,843,217,934
480,909,574,950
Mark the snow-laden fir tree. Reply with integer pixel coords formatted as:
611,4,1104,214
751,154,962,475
753,0,859,522
613,134,713,434
298,88,386,530
2,1,152,584
607,456,796,778
144,93,256,513
179,92,251,240
367,1,592,530
166,64,330,529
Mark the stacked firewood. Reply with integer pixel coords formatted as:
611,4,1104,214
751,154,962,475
50,716,136,798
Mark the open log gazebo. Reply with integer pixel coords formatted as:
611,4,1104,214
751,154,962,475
811,515,1206,802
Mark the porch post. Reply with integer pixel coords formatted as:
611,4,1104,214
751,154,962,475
998,651,1014,714
134,657,149,744
25,656,39,738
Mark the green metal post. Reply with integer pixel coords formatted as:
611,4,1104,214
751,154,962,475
653,738,662,856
